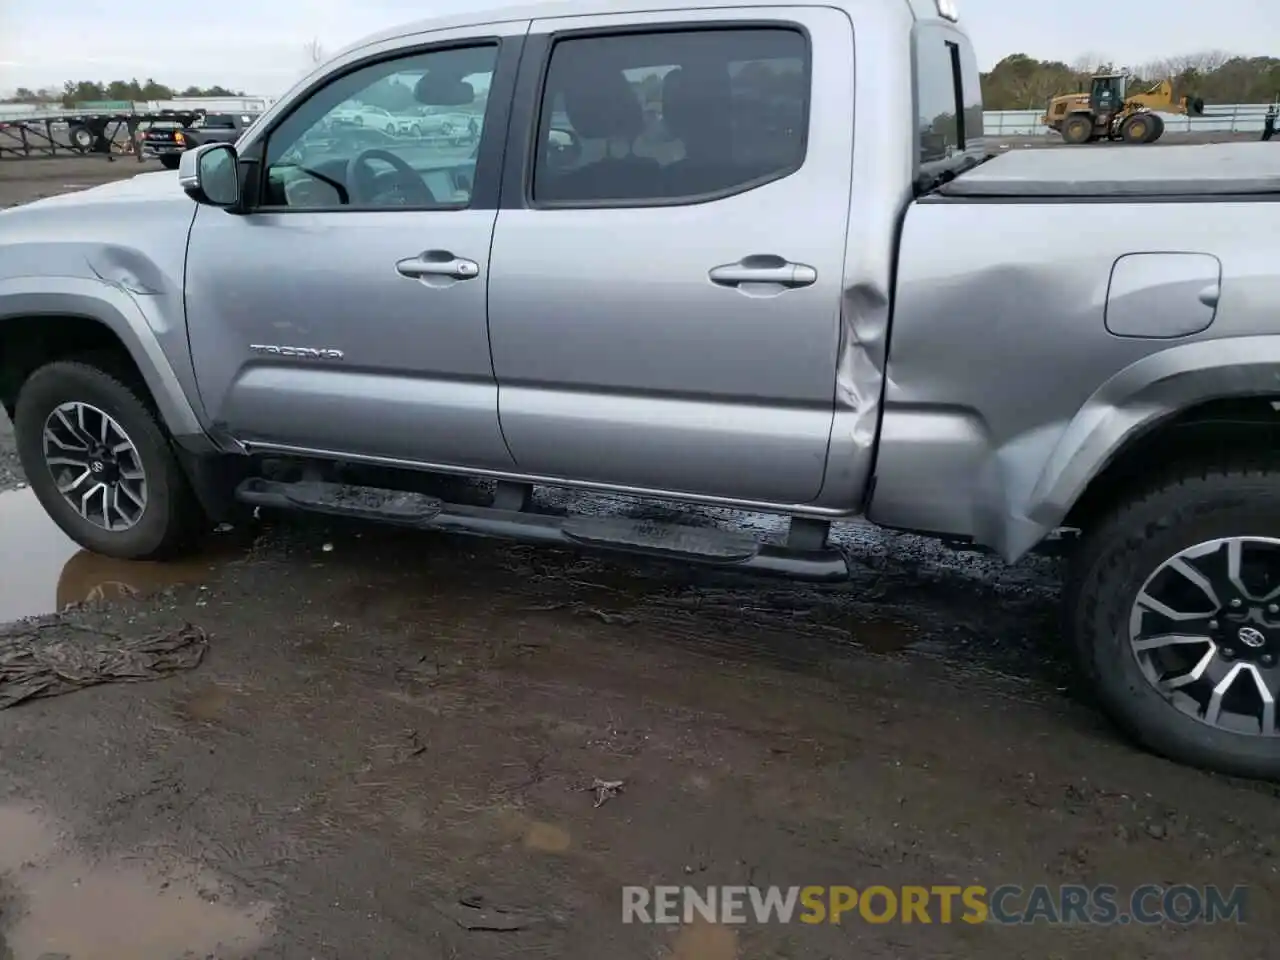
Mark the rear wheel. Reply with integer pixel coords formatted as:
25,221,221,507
160,154,180,170
1067,462,1280,781
67,124,94,151
1121,113,1154,144
1061,113,1094,145
14,361,206,561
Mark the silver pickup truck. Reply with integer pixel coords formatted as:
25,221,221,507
3,0,1279,779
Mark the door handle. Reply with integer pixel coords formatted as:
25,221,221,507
396,251,479,281
709,255,817,289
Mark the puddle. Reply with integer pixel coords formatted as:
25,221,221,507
0,488,241,622
0,802,272,959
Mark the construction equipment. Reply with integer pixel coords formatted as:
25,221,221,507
1041,74,1207,145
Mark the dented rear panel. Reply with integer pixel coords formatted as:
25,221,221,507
869,196,1280,560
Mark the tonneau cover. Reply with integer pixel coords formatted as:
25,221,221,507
940,142,1280,198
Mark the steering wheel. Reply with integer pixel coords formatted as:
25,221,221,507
345,148,435,206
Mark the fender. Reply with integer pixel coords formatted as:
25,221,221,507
0,275,218,452
1015,335,1280,556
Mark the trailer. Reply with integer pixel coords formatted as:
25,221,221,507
0,109,204,161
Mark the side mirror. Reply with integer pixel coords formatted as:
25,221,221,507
178,142,240,207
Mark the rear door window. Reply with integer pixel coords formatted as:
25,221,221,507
531,27,810,205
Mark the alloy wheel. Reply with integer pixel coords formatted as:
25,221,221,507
1129,537,1280,737
41,401,148,532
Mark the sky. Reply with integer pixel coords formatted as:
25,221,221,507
0,0,1276,96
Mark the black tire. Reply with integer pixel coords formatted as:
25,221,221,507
1066,461,1280,781
1120,113,1153,144
1143,114,1165,143
14,361,206,561
160,154,180,170
1061,113,1094,145
67,124,93,150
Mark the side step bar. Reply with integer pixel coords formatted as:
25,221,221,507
235,478,851,583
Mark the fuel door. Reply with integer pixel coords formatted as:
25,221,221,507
1105,252,1222,339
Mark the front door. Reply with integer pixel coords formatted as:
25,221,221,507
185,26,526,471
486,8,853,505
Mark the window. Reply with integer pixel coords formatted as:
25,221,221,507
957,40,985,149
260,44,497,210
914,26,966,163
532,28,809,205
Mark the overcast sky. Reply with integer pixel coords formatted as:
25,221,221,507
1,0,1276,95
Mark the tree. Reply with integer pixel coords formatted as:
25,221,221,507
980,51,1280,110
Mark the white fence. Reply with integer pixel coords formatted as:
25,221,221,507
2,98,1274,134
983,102,1274,138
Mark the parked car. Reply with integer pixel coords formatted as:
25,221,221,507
141,113,260,169
3,0,1280,782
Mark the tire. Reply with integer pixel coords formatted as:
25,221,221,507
1061,113,1094,145
160,154,180,170
408,124,422,137
385,123,396,135
1143,114,1165,143
14,361,206,561
1120,113,1153,144
1066,460,1280,781
68,125,94,150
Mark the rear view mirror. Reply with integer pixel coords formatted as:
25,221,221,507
414,74,475,107
179,142,239,208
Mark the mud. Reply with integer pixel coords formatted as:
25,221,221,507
0,164,1279,959
0,802,271,959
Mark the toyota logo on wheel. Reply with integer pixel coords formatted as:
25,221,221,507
1237,626,1266,649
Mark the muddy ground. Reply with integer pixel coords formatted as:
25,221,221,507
0,156,1278,959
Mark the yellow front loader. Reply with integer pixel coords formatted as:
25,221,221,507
1042,74,1207,145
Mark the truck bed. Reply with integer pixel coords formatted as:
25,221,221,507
938,142,1280,198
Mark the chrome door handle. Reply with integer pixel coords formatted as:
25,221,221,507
709,255,817,289
396,251,479,281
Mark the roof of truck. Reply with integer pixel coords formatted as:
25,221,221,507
939,142,1280,198
337,0,928,57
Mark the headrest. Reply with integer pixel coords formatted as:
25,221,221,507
552,56,645,141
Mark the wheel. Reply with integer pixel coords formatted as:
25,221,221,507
385,123,396,135
1061,113,1094,145
68,125,93,150
1143,114,1165,143
408,123,422,137
160,154,180,170
1121,113,1154,144
1066,461,1280,780
439,121,454,137
14,360,206,561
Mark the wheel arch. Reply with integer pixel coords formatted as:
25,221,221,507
0,279,210,447
1021,336,1280,553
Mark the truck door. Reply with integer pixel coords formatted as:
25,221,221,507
184,25,526,471
486,7,853,505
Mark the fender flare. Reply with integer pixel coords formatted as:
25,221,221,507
0,276,209,443
1023,335,1280,540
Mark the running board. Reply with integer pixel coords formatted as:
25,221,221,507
235,478,851,582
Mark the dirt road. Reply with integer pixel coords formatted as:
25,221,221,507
0,157,1277,960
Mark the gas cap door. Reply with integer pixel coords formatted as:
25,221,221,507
1105,252,1222,339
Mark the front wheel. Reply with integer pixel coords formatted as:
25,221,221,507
14,360,206,561
1067,463,1280,780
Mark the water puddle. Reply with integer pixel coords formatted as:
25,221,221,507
0,488,241,623
0,802,272,959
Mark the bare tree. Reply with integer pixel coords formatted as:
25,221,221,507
303,38,327,68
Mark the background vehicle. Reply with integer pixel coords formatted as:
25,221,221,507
2,0,1280,783
140,112,259,168
1043,73,1207,144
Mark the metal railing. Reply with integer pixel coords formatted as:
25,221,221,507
983,102,1275,137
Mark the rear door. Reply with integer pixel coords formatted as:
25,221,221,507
486,7,854,505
